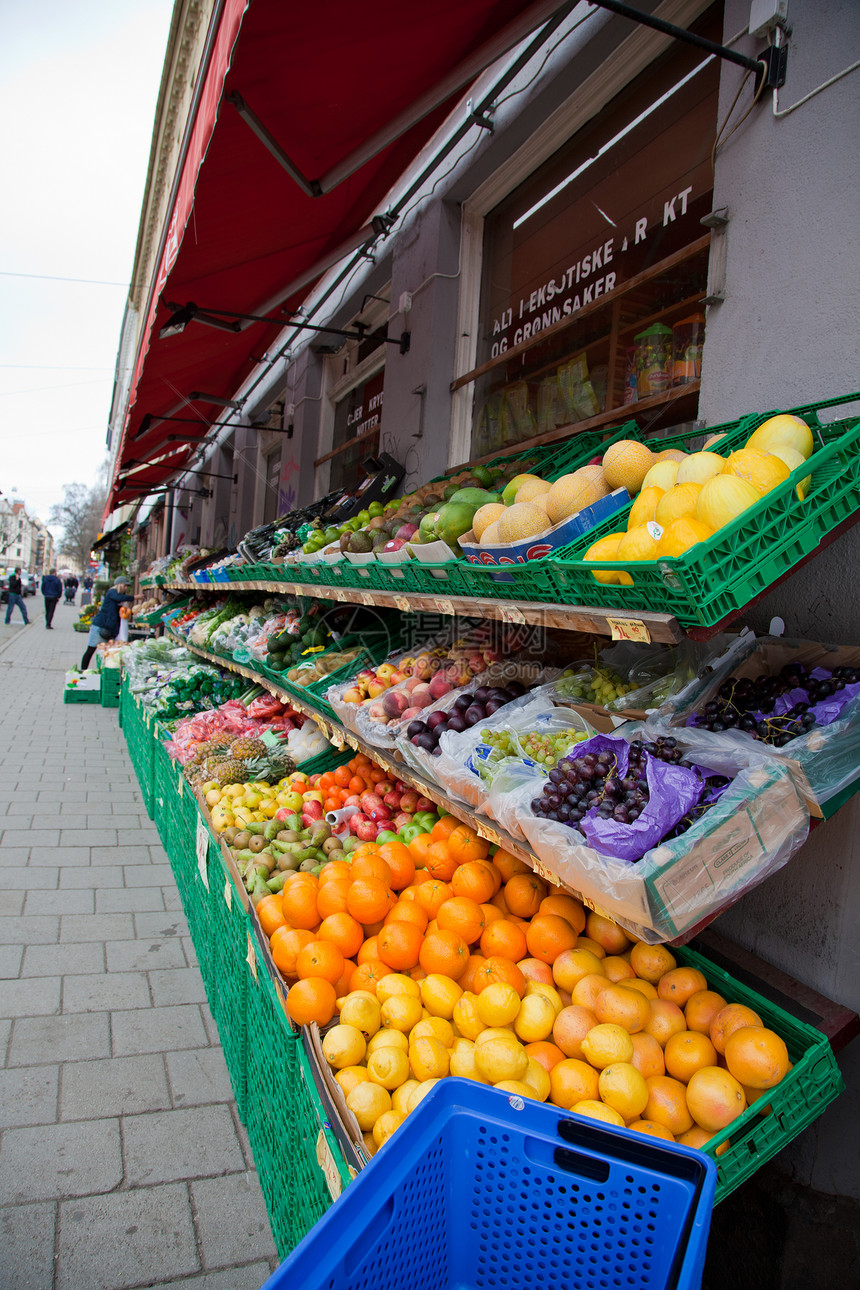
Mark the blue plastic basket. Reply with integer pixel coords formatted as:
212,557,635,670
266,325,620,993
261,1078,716,1290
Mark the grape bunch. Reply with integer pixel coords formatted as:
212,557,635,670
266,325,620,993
694,663,860,748
531,736,690,827
480,728,587,768
558,666,636,706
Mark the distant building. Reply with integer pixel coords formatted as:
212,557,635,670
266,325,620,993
0,495,54,574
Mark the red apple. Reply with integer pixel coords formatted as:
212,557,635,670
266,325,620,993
301,799,323,820
349,811,372,836
415,796,434,812
393,811,414,829
383,790,402,811
398,790,419,813
354,816,380,842
360,791,384,816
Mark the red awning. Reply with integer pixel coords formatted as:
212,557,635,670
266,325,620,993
110,0,567,507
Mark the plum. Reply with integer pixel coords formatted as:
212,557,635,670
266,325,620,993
416,731,438,753
406,720,427,739
464,704,486,727
427,710,448,731
446,712,468,733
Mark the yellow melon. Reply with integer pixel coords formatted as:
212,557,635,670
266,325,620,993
627,486,665,531
616,525,660,562
545,468,610,525
583,533,633,586
515,478,551,505
481,521,502,545
696,475,761,530
655,483,702,529
676,452,726,486
721,449,789,495
472,503,507,542
703,432,726,450
498,502,551,543
657,517,714,558
768,445,811,499
602,440,656,493
655,448,688,464
745,414,814,461
642,460,680,491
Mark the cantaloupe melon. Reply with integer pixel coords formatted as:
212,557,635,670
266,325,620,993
472,502,507,541
703,432,726,450
480,520,502,545
721,449,789,495
745,414,813,461
655,448,688,464
545,468,609,525
502,474,543,506
532,491,553,515
515,477,551,505
498,502,550,543
627,486,665,531
602,440,656,493
655,483,702,529
676,451,726,486
696,475,761,530
642,459,680,491
657,517,714,558
583,533,633,585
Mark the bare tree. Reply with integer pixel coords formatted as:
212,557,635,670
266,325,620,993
49,481,107,572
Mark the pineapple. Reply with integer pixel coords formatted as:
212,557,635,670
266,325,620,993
230,736,268,761
211,759,248,786
267,746,296,778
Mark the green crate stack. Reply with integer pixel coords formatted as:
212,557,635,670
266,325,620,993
205,847,250,1119
676,944,844,1203
120,680,156,817
182,820,220,997
245,961,350,1257
63,685,101,705
295,746,353,777
99,668,121,708
152,738,198,896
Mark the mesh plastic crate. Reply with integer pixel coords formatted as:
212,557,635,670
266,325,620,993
295,747,353,777
63,685,101,704
261,1078,715,1290
99,669,121,708
674,944,844,1201
245,960,351,1257
205,847,250,1118
120,682,156,817
545,392,860,627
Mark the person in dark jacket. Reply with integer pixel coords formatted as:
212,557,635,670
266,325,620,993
41,569,62,628
80,576,134,670
5,568,30,625
63,575,78,605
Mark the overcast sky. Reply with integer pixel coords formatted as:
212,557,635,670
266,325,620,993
0,0,174,538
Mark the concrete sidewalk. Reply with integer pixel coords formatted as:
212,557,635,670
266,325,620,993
0,608,278,1290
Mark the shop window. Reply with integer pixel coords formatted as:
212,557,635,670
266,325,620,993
263,446,282,523
464,10,720,458
318,296,388,493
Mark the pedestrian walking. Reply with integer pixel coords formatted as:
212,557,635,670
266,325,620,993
4,568,30,625
80,573,93,608
41,568,63,628
63,574,78,605
80,575,134,670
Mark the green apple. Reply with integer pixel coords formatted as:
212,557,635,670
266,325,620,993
397,824,424,845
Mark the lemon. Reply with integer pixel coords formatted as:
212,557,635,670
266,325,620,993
339,992,381,1038
322,1024,367,1070
372,1109,405,1148
523,1057,551,1102
598,1062,649,1119
380,995,423,1033
419,974,463,1020
474,1036,529,1084
367,1045,411,1090
377,974,420,1003
410,1017,455,1048
366,1028,409,1055
475,1026,515,1045
494,1079,536,1099
514,994,556,1043
449,1038,487,1083
407,1079,441,1113
409,1036,450,1082
572,1099,625,1126
346,1081,391,1131
452,992,484,1041
334,1066,370,1097
581,1023,634,1069
392,1080,420,1115
476,982,520,1028
524,981,564,1016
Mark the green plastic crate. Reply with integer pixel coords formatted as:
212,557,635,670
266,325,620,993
206,846,250,1119
121,680,156,817
99,669,121,708
245,959,350,1257
544,392,860,627
295,746,353,777
63,685,101,704
675,944,844,1203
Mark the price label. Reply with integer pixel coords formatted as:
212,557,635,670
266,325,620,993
330,587,346,602
245,932,258,982
360,591,375,607
316,1130,343,1200
224,878,232,911
530,856,557,884
607,617,652,644
177,775,183,798
480,824,501,847
499,604,527,624
394,596,411,612
196,816,210,891
329,728,345,749
435,597,455,616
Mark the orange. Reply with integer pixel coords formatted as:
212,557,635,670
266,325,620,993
686,1066,747,1131
724,1026,789,1089
525,1041,565,1073
419,929,470,980
376,921,424,971
334,958,357,998
286,977,337,1027
445,824,490,866
710,1003,763,1055
505,873,547,919
664,1031,718,1084
316,880,351,919
296,939,345,986
437,897,485,944
643,1075,694,1135
598,1062,649,1120
450,861,497,904
628,1120,675,1142
281,882,320,931
430,815,460,844
474,956,526,998
385,901,428,932
347,878,391,925
602,956,636,983
594,983,651,1034
349,960,392,994
377,841,415,890
538,894,586,933
269,927,314,978
357,935,380,965
458,953,487,993
552,948,605,993
351,854,394,886
318,912,364,959
685,989,728,1035
414,880,454,918
644,999,687,1047
492,849,531,882
552,1005,597,1059
480,918,528,962
333,765,352,789
549,1058,600,1109
657,966,708,1007
490,888,511,916
318,860,352,885
584,912,630,955
629,1032,666,1080
629,942,677,983
423,841,458,882
256,894,286,939
351,842,381,866
526,914,578,965
407,833,434,867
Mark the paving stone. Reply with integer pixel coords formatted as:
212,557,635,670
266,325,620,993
59,828,116,847
149,967,208,1007
100,812,150,827
123,863,173,886
0,888,25,915
0,1064,59,1129
0,829,60,847
96,886,165,913
56,1183,200,1290
63,971,151,1013
106,938,188,973
22,941,104,976
139,1263,276,1290
165,1047,234,1108
0,1017,11,1064
134,910,189,939
0,852,44,877
149,843,171,863
8,1012,111,1066
0,943,23,977
0,975,61,1017
36,814,88,830
90,844,152,867
112,1003,209,1056
61,1053,170,1119
59,865,123,888
0,1118,121,1203
0,915,58,944
24,888,93,915
192,1172,278,1269
60,912,134,942
0,1201,57,1290
123,1104,245,1186
29,845,91,866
